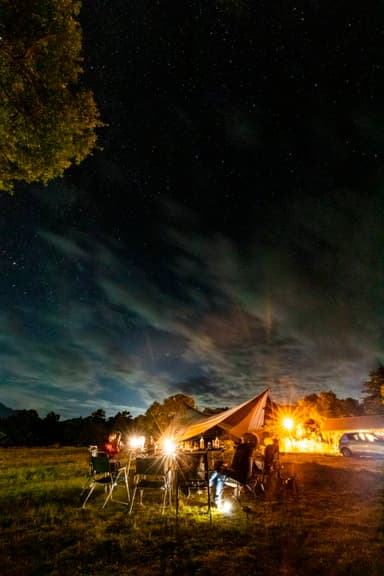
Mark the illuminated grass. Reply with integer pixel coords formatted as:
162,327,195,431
0,449,383,575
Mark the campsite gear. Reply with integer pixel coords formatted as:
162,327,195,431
129,456,172,514
82,452,130,509
170,389,271,442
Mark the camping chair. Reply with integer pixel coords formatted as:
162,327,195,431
82,452,130,509
223,443,263,501
174,452,211,518
129,456,172,514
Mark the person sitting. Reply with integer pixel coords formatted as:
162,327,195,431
209,433,259,506
226,433,259,484
100,431,123,470
209,459,226,507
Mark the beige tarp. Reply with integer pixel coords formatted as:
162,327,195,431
170,388,271,441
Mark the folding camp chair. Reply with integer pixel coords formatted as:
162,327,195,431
174,452,211,518
129,456,172,514
221,442,265,502
82,452,130,509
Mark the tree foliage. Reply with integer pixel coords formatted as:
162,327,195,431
361,365,384,414
137,394,196,438
0,0,102,192
297,391,363,419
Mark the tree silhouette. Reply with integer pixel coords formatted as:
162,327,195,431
362,365,384,414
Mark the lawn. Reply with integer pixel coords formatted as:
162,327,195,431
0,447,383,575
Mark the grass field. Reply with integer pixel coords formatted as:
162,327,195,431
0,447,383,575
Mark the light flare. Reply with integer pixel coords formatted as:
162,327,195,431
129,435,146,450
163,436,177,455
282,416,295,432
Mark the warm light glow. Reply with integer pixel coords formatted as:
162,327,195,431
221,500,232,514
129,435,146,450
282,437,337,454
163,437,177,455
271,405,337,454
282,416,295,432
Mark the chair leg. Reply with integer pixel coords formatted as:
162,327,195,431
82,483,96,508
106,468,130,507
129,486,138,514
161,487,169,515
102,483,114,508
121,468,130,503
123,468,130,502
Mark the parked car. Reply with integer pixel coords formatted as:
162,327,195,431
339,432,384,457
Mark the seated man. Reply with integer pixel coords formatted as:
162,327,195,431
209,459,227,506
209,433,259,506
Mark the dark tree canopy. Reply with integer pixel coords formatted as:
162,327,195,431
136,394,196,438
362,365,384,414
0,0,102,193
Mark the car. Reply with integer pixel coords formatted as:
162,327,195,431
339,432,384,458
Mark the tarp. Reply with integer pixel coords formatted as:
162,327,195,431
171,388,271,442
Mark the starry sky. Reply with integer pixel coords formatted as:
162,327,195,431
1,1,384,419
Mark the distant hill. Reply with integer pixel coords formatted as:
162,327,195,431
0,402,15,418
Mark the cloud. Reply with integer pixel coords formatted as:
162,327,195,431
1,190,383,419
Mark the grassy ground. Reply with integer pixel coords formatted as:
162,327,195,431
0,447,383,575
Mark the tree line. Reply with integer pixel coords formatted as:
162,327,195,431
1,366,384,447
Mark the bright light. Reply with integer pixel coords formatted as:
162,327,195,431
221,500,232,514
163,437,177,455
129,435,145,450
282,417,295,432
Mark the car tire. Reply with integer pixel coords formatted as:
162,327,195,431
341,447,352,457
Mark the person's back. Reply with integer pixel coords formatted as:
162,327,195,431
230,442,254,483
229,433,258,484
264,439,279,474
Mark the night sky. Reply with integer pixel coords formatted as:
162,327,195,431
1,1,384,419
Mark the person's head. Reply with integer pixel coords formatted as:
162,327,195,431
108,431,121,444
244,432,258,447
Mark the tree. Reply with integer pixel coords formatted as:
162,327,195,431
362,365,384,415
108,411,134,436
136,394,196,439
0,0,103,193
89,409,106,423
40,411,61,444
3,409,41,445
296,391,362,423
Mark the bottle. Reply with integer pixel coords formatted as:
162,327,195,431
199,436,204,450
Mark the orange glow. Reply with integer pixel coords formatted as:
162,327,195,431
282,416,295,432
270,406,335,454
282,437,337,454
